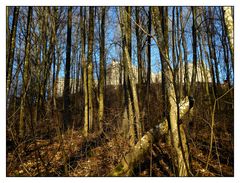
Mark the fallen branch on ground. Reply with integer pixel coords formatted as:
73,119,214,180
108,97,194,176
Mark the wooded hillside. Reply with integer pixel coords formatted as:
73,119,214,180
6,6,234,177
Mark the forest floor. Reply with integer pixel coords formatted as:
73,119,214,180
6,109,234,177
6,87,234,177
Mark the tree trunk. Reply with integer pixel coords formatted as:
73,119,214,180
146,7,151,123
87,7,94,132
98,7,106,132
180,7,190,96
198,34,210,96
221,7,231,87
7,6,20,96
204,8,217,97
135,7,143,96
223,7,234,69
63,7,72,130
19,7,32,139
80,7,88,137
172,7,177,80
51,7,59,110
152,7,190,176
120,7,142,141
177,7,183,99
190,7,197,96
209,8,220,86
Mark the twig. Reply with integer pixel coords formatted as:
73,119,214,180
213,134,222,176
205,97,216,171
7,106,21,120
216,87,233,102
205,87,233,171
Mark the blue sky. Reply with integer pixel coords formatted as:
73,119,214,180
8,6,233,83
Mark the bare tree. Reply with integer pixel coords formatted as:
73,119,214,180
152,7,190,176
87,7,94,133
19,7,33,139
180,7,190,96
190,7,197,96
7,7,20,96
63,7,72,130
98,7,106,133
120,7,142,143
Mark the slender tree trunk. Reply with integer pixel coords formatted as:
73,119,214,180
19,7,32,139
63,7,72,130
172,7,177,77
51,7,58,110
7,6,20,96
204,9,217,97
6,7,9,60
98,7,106,132
177,7,183,99
120,7,142,142
180,7,190,96
198,34,210,96
135,7,143,96
209,8,220,86
190,7,197,96
39,7,48,107
146,7,151,128
172,7,180,104
147,7,151,88
153,7,168,118
127,7,142,140
87,7,94,132
80,7,89,137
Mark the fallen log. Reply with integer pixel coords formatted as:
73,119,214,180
108,97,194,176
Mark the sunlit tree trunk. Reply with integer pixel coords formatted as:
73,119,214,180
19,7,32,139
81,7,88,137
152,7,190,176
223,7,234,69
177,7,183,99
120,7,142,142
172,7,177,81
222,7,232,86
